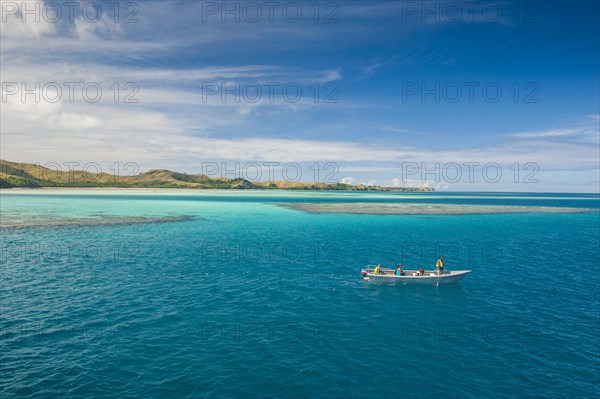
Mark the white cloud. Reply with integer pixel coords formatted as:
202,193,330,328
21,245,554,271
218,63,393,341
3,120,599,171
391,178,436,189
0,0,56,39
1,62,337,86
511,117,599,144
587,114,600,122
73,11,123,40
378,125,427,135
48,112,102,129
512,129,579,138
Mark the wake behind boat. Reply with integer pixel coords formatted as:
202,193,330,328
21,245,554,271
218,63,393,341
361,266,471,284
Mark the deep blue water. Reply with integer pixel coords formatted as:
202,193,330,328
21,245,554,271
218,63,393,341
1,191,599,398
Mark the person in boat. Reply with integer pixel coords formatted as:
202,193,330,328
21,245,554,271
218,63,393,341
418,268,425,276
436,256,445,275
373,264,382,274
395,263,405,276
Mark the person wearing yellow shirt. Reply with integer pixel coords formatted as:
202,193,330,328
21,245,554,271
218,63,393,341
436,256,445,275
373,264,382,274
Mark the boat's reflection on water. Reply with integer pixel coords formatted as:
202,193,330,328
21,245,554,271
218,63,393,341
363,280,470,307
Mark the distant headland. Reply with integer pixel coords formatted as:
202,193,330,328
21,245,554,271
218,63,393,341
0,160,434,192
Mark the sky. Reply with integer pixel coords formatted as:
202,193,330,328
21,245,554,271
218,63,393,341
1,0,599,192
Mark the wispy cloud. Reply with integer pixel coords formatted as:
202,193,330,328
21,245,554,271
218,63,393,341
511,116,600,144
512,129,580,138
377,126,430,136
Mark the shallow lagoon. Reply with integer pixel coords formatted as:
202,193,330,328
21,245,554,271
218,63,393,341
1,190,599,398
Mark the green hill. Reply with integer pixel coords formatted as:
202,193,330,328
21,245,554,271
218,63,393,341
0,160,433,191
0,160,247,189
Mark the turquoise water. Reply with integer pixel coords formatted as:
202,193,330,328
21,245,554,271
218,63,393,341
1,190,599,398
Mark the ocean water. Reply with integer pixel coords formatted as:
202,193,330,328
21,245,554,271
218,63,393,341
1,190,599,398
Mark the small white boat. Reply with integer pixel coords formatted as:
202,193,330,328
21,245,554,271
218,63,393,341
361,266,471,285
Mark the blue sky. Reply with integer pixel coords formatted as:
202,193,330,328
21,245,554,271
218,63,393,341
1,0,599,191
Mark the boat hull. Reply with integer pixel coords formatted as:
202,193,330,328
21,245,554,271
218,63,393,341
363,270,471,284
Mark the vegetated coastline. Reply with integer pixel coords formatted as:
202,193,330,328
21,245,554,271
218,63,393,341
0,160,434,192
